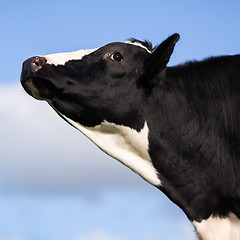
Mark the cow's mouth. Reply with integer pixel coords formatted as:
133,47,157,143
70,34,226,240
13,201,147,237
21,76,56,101
21,76,83,132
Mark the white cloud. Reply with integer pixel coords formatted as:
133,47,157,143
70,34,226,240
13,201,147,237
0,237,26,240
77,231,126,240
0,83,198,240
0,83,148,195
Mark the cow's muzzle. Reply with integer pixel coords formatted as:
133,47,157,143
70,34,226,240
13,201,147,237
20,56,48,99
21,56,46,80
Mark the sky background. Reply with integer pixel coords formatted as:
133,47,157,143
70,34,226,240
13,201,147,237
1,0,240,240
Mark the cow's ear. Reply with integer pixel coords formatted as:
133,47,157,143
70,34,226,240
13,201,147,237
141,33,180,88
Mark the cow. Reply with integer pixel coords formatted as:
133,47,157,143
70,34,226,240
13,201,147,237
20,33,240,240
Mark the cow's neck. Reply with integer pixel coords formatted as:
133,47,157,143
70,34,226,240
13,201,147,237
57,112,161,187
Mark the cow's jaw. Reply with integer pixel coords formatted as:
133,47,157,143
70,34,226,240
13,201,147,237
57,112,161,186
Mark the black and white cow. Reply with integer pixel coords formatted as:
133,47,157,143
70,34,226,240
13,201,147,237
21,33,240,240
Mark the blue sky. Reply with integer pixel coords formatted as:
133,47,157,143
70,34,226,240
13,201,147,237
1,0,240,239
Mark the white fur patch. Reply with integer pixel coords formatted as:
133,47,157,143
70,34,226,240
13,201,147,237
193,213,240,240
45,48,98,66
58,113,161,186
124,41,152,53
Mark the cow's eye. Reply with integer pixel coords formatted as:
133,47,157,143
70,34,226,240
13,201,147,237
110,52,123,62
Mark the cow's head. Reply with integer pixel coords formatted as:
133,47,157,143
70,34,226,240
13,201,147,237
21,34,179,186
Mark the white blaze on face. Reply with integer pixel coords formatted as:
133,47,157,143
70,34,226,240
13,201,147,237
43,40,151,66
193,213,240,240
58,113,161,186
44,48,98,66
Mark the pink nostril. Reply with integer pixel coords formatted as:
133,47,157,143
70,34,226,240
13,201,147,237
32,56,46,68
34,59,41,67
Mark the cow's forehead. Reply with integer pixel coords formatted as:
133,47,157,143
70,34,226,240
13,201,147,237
44,41,151,66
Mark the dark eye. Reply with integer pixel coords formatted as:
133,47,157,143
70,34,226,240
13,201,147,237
110,52,123,62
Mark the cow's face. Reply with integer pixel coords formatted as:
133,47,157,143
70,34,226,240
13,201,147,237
21,42,152,130
21,34,179,186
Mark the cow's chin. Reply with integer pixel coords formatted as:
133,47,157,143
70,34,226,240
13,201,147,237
21,77,56,101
